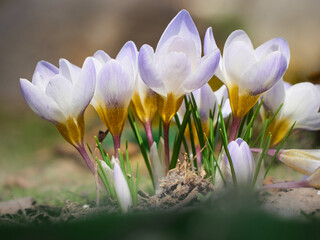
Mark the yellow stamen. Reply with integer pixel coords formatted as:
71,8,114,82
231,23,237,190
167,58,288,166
157,93,184,124
132,90,157,124
229,85,261,119
56,115,84,147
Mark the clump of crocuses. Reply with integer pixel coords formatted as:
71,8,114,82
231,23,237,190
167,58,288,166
20,9,320,212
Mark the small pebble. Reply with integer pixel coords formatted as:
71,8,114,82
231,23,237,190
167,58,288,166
82,204,90,209
317,191,320,196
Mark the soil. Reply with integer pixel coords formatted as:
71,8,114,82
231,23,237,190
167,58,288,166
1,166,320,226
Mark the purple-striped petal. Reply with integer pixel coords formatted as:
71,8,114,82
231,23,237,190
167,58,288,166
156,9,201,56
224,41,256,85
226,138,255,184
223,30,254,55
45,75,73,115
116,41,138,66
93,50,111,64
113,163,132,212
59,58,81,84
32,61,59,90
204,27,218,56
138,44,166,96
71,57,96,116
97,60,134,108
284,82,320,129
158,51,191,96
241,52,287,95
255,37,290,64
183,49,220,93
20,78,65,123
262,79,285,114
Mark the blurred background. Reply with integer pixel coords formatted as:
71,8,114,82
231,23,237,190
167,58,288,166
0,0,320,204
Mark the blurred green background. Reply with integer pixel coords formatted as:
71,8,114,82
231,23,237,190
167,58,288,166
0,0,320,205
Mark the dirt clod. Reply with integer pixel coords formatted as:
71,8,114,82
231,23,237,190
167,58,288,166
142,160,214,210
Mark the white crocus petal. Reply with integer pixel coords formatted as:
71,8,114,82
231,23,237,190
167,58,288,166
215,85,232,118
316,84,320,95
32,61,59,90
45,75,73,115
297,114,320,130
278,149,320,176
241,52,287,94
255,37,290,63
182,49,220,93
156,9,201,57
116,41,137,64
158,51,191,97
262,79,286,114
224,41,256,85
203,27,218,56
59,58,81,84
221,30,255,85
222,99,232,118
204,27,226,84
94,50,111,64
138,44,166,97
97,60,134,108
71,58,96,117
283,82,320,129
20,78,65,122
215,85,228,106
226,138,255,185
116,41,138,78
113,163,132,212
194,84,218,121
100,160,114,184
224,30,254,52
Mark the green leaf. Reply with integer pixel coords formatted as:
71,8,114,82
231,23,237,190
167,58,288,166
264,121,296,178
251,133,271,188
218,106,237,185
253,103,283,147
94,136,112,168
170,106,191,169
205,135,226,184
242,100,264,142
174,114,189,156
128,111,155,189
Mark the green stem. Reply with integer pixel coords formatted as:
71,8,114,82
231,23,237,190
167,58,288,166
229,117,241,142
144,121,154,149
113,135,121,159
163,121,170,173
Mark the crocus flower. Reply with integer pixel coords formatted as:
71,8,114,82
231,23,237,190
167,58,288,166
261,80,320,146
139,10,220,123
138,9,220,170
205,28,289,141
205,29,289,119
262,150,320,189
113,163,133,212
90,41,137,157
131,64,157,148
20,58,96,173
225,138,255,185
275,149,320,176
